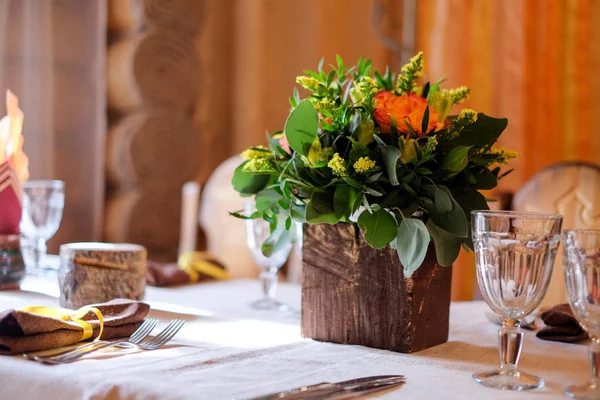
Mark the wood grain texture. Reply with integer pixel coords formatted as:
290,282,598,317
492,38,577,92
302,223,452,353
105,189,181,262
106,111,201,190
107,28,199,112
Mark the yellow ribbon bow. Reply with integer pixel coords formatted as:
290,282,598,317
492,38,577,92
19,305,104,342
179,251,230,282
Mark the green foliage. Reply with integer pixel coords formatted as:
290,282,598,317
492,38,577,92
358,208,398,249
396,217,430,277
231,54,516,275
284,99,319,156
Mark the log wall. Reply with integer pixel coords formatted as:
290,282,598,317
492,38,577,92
104,1,204,261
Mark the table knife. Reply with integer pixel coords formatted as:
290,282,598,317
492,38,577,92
302,380,405,399
246,375,405,400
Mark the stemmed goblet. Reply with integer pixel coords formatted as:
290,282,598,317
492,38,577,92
245,202,295,311
563,229,600,399
20,180,65,273
471,210,563,391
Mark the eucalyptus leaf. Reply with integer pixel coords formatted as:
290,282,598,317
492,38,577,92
427,220,461,266
449,113,508,149
284,99,319,156
424,187,468,237
396,218,430,278
441,146,471,174
255,189,281,212
357,208,398,249
232,162,269,195
374,135,401,186
334,185,358,220
306,192,340,224
262,221,292,257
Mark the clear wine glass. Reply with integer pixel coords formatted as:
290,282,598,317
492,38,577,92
245,202,294,311
472,210,563,391
20,180,65,273
563,229,600,399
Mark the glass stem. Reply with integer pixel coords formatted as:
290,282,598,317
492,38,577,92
498,320,523,372
589,337,600,385
260,267,278,300
33,238,47,268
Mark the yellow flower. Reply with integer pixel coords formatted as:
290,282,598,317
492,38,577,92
242,158,276,173
314,97,336,112
443,86,471,104
328,153,347,177
296,76,320,91
458,108,477,124
396,52,424,94
488,147,519,164
353,157,378,174
241,145,270,160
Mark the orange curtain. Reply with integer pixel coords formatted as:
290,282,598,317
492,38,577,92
227,0,404,154
416,0,600,300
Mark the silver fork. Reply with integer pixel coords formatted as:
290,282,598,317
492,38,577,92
24,318,159,363
485,312,537,330
42,319,185,364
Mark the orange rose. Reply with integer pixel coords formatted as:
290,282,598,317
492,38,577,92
373,91,443,136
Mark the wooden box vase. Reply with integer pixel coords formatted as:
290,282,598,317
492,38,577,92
301,223,452,353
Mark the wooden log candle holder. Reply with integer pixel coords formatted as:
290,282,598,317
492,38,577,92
58,243,147,309
301,223,452,353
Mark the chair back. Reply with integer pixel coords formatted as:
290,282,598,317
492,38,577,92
512,162,600,308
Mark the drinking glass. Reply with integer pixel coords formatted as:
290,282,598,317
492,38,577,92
245,202,294,311
20,180,65,273
563,229,600,399
472,210,563,390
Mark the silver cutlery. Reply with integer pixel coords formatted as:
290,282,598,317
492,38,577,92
246,375,405,400
303,379,405,399
24,318,159,362
31,319,184,364
485,312,537,330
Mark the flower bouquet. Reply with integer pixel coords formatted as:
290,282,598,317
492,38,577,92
231,53,516,352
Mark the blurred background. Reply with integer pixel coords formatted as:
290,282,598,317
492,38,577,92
1,0,599,299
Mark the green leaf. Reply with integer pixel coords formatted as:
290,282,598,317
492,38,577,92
421,82,430,99
306,192,340,224
284,99,319,156
450,187,489,214
396,218,430,277
441,146,471,174
318,57,325,72
474,168,498,189
421,106,430,136
261,219,292,257
424,186,468,237
334,185,358,220
426,220,461,266
433,186,452,214
232,162,269,195
450,113,508,149
255,189,281,212
358,208,398,249
290,203,307,223
374,135,401,186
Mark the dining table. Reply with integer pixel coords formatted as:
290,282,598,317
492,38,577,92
0,264,589,400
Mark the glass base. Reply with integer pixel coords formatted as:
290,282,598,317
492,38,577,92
565,382,600,399
249,298,289,311
473,369,544,391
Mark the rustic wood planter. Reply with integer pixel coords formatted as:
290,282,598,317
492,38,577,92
301,223,452,353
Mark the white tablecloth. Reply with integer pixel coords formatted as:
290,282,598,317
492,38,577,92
0,274,588,400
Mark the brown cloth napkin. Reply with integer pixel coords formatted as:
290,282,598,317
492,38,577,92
536,303,588,343
0,299,150,355
146,254,228,287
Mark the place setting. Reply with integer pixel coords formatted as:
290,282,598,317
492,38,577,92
0,40,598,400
